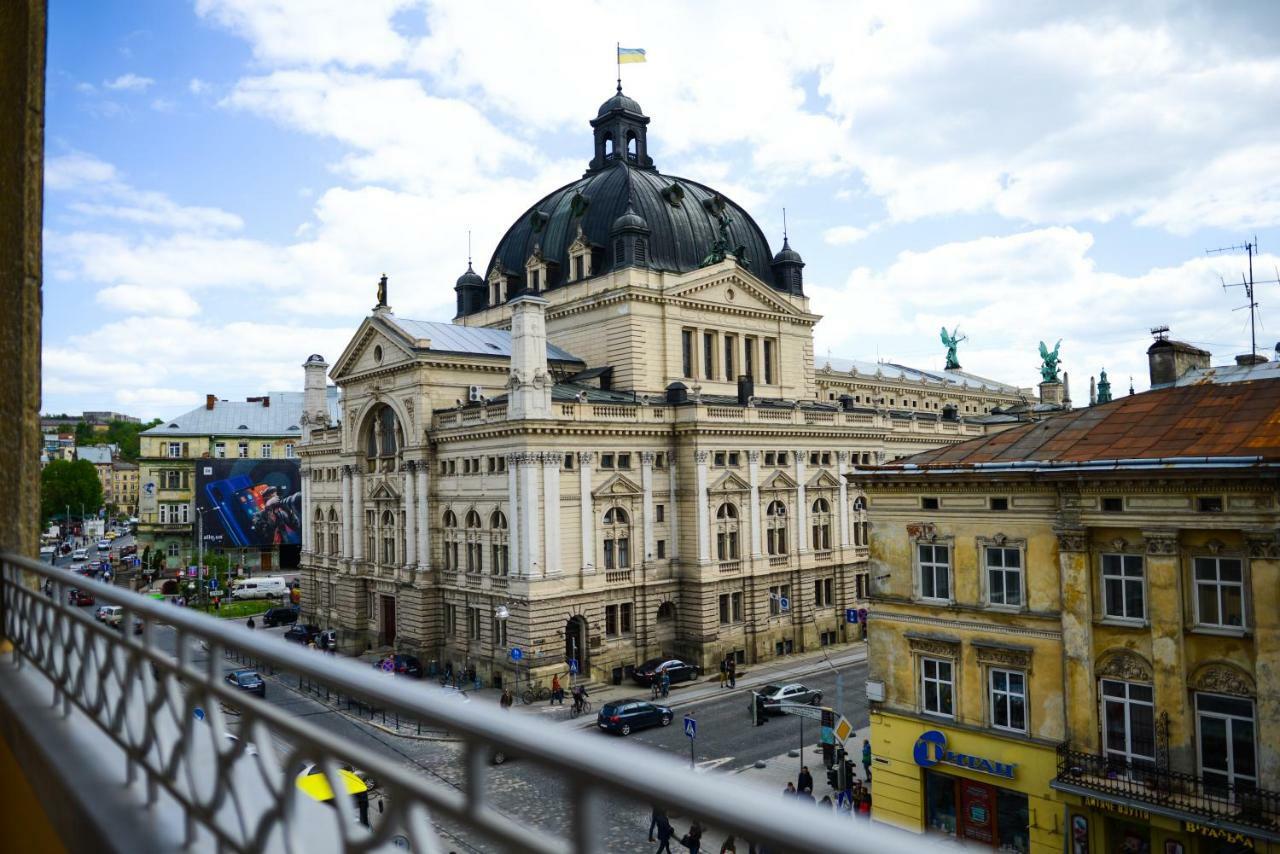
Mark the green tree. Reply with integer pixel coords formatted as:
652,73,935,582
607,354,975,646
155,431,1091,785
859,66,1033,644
73,420,95,446
40,459,104,525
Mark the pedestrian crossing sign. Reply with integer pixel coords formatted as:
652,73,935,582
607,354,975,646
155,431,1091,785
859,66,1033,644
834,716,854,744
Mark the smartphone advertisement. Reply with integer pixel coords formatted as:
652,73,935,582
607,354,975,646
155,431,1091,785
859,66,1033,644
196,460,302,549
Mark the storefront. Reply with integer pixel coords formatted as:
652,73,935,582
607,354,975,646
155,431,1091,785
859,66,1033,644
1060,794,1278,854
924,768,1030,851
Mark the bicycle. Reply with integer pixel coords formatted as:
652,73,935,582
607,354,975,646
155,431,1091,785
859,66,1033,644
569,699,593,719
521,684,550,705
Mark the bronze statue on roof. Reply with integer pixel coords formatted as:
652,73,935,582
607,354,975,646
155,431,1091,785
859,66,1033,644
1039,339,1062,383
940,326,966,370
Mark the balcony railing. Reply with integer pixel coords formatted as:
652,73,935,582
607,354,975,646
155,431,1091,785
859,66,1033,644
0,553,914,853
1054,743,1280,839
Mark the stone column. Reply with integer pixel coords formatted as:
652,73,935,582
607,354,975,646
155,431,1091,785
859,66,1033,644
341,466,353,560
1145,529,1191,770
579,452,594,573
837,451,850,547
403,462,417,567
351,467,364,562
541,452,561,576
1247,533,1280,788
1057,528,1096,751
507,453,520,575
748,450,762,557
641,452,656,564
300,468,311,554
519,452,541,576
695,450,710,564
416,462,430,570
794,451,808,553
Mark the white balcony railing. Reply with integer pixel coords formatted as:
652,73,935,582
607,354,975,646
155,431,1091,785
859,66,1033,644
0,553,921,854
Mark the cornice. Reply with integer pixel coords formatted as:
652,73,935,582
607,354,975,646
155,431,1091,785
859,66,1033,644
871,609,1063,640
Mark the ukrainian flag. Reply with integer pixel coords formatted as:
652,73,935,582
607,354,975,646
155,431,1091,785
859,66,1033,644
618,47,646,64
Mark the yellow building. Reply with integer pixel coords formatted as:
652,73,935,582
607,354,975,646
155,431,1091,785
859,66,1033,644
856,349,1280,854
111,461,139,516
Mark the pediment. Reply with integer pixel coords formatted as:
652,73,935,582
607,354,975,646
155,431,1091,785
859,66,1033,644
762,470,798,491
667,270,804,317
807,470,841,489
367,477,402,501
592,473,643,499
709,471,751,493
331,318,415,380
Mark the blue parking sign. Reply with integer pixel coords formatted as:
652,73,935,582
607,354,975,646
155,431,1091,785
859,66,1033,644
845,608,858,624
510,647,522,661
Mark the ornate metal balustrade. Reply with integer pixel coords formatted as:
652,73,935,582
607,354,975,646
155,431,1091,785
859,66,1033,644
0,553,917,853
1054,743,1280,840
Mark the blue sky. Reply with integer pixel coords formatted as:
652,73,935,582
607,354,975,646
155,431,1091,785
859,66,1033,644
43,1,1280,419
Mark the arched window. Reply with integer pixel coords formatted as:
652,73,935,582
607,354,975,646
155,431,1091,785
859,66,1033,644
766,500,788,556
604,132,615,159
443,509,458,528
465,509,482,573
715,502,740,561
465,510,481,528
852,496,868,546
442,509,459,570
490,511,509,576
328,507,339,555
381,509,396,565
603,506,630,570
811,497,832,551
365,405,402,471
626,131,637,160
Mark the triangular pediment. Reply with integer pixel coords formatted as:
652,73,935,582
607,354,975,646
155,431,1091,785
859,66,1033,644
762,470,798,491
592,473,643,499
367,478,402,501
807,470,841,489
667,270,804,317
331,317,415,380
709,471,751,493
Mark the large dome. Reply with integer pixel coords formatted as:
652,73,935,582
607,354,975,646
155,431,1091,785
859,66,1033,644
465,90,797,317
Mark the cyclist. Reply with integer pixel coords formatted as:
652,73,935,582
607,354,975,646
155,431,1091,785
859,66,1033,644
571,683,589,715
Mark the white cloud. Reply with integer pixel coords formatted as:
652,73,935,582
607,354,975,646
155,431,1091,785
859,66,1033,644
45,152,119,190
150,97,176,112
103,73,155,91
188,78,208,94
823,226,871,245
96,284,201,318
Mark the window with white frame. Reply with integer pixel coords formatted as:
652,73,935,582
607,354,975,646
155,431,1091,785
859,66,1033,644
603,507,630,569
1194,557,1246,629
715,503,740,561
917,543,950,601
985,545,1023,607
1101,554,1145,621
260,443,272,458
284,443,295,458
1101,679,1155,770
214,442,226,459
921,657,954,717
167,442,182,458
989,669,1027,732
765,500,788,555
1196,692,1257,791
237,442,249,458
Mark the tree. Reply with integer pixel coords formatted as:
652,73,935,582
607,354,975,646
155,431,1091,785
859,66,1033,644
73,420,94,446
40,459,103,525
74,417,161,462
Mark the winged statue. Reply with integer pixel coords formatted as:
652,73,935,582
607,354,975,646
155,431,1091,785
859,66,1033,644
939,326,966,370
1039,339,1062,383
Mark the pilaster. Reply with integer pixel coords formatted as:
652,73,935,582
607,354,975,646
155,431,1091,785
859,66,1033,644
579,452,594,573
641,451,656,564
416,463,430,571
403,461,417,568
1247,532,1280,788
541,452,561,576
341,465,353,560
507,453,521,575
1144,528,1190,770
1057,527,1096,751
794,451,808,553
695,450,710,564
351,467,364,562
748,450,762,557
519,452,541,576
837,451,850,547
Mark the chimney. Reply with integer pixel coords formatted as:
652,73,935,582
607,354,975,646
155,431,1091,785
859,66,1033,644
1235,353,1267,367
1147,328,1210,387
301,354,330,441
507,294,553,420
205,394,216,410
737,375,754,406
1089,376,1097,406
1062,372,1072,408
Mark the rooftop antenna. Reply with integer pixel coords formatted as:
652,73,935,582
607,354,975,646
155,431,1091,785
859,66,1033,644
782,207,788,243
467,228,472,267
1207,235,1280,358
1150,324,1170,342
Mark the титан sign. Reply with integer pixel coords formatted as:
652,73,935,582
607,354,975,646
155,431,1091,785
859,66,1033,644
913,730,1016,780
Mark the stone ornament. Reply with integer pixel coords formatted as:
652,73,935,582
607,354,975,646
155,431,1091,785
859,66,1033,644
641,452,656,465
747,450,760,462
1096,650,1153,683
1055,529,1087,553
1246,535,1280,559
577,451,594,465
694,450,710,463
1195,665,1255,697
1143,532,1179,555
975,646,1030,670
908,636,959,658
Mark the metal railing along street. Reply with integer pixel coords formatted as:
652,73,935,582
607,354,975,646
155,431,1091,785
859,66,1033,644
0,553,922,853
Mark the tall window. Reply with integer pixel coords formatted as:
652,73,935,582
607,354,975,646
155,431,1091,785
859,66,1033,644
328,507,339,555
492,614,508,647
703,332,716,380
467,606,482,640
715,503,740,561
990,669,1027,733
719,592,743,624
490,511,509,576
765,500,788,555
167,442,182,458
810,497,832,551
603,507,630,570
744,336,756,379
605,603,633,636
985,545,1023,607
237,442,249,458
442,509,459,571
260,443,272,458
681,329,694,378
444,604,457,636
284,443,295,458
1102,679,1155,771
214,442,226,459
381,510,396,565
763,339,774,385
921,658,954,717
814,577,834,607
918,543,950,601
768,584,791,616
1194,557,1245,628
724,334,736,381
1197,693,1257,791
465,510,482,573
1102,554,1145,621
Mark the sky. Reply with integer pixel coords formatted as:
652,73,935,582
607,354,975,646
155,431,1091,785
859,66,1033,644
42,0,1280,420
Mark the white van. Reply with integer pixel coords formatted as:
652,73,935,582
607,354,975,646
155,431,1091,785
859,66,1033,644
231,576,288,601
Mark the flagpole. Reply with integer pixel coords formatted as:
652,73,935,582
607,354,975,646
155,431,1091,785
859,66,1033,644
616,41,621,92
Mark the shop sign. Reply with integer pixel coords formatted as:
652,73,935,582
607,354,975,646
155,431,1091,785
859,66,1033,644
1183,822,1255,850
1082,796,1149,821
913,730,1016,779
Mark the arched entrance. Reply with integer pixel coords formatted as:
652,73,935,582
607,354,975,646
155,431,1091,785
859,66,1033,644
565,615,588,674
655,601,676,653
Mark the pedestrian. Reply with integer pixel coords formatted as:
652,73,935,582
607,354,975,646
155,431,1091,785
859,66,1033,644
719,836,737,854
246,616,255,630
649,806,664,843
654,808,674,854
782,782,796,797
551,673,563,705
307,639,317,651
660,669,671,698
443,662,454,686
797,765,813,794
857,789,872,818
819,795,833,810
727,658,736,688
680,821,703,853
796,787,815,804
719,658,728,689
499,689,514,709
861,738,872,782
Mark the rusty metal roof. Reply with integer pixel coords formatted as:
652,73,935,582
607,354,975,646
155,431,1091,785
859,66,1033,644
878,378,1280,470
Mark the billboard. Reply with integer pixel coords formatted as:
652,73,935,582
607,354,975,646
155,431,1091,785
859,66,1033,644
195,459,301,549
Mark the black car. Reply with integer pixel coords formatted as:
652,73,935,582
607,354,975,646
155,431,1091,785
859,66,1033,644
372,654,423,678
632,657,699,686
317,629,337,651
283,623,321,645
225,669,266,697
597,700,674,736
752,683,823,715
262,606,300,627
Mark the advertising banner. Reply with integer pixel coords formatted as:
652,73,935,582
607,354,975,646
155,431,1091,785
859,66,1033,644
195,459,302,549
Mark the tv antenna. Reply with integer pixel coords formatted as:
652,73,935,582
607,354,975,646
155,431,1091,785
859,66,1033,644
1206,236,1280,358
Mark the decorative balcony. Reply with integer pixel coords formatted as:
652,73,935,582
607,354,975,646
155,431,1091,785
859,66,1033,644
1054,743,1280,841
604,569,632,583
718,560,741,574
0,552,906,853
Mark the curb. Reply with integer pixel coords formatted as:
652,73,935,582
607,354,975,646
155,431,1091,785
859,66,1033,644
268,669,459,742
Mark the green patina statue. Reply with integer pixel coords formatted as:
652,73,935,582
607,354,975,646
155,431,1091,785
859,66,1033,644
1039,339,1062,383
939,326,966,370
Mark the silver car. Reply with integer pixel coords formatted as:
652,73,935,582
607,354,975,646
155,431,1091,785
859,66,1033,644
753,683,823,714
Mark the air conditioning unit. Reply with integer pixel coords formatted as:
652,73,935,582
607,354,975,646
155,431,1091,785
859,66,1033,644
468,385,483,402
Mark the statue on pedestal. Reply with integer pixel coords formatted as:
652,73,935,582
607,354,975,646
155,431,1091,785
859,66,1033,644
1039,339,1062,383
939,326,966,370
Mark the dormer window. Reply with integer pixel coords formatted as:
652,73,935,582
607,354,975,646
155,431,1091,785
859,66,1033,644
525,244,554,293
488,267,507,305
567,225,594,282
530,269,540,291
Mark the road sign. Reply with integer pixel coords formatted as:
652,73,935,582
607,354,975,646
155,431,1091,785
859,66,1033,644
192,707,205,721
778,596,789,611
834,716,854,744
510,647,523,661
777,702,826,722
568,658,579,675
845,608,858,624
381,660,394,672
858,608,868,623
684,716,697,738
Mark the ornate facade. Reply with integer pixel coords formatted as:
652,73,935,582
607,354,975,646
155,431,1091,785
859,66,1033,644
297,89,1022,687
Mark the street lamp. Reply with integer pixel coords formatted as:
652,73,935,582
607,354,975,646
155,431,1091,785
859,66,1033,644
495,604,512,694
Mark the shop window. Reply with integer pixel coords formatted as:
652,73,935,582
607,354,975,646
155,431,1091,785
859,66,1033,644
1101,554,1145,621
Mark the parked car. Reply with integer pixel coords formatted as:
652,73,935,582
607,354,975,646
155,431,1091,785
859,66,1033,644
318,629,337,651
752,683,823,715
597,699,674,736
119,544,137,557
230,576,288,601
94,605,111,622
67,589,95,607
71,548,88,561
99,606,123,627
224,669,266,698
372,654,423,678
39,544,55,558
261,606,300,628
96,540,111,551
283,624,321,645
632,657,699,686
